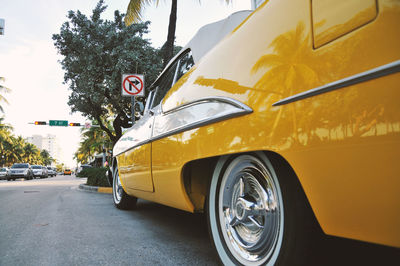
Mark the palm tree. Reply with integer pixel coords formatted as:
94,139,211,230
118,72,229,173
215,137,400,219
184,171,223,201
125,0,233,66
0,116,13,165
0,76,11,113
39,149,53,166
23,143,41,164
74,121,113,164
0,116,13,135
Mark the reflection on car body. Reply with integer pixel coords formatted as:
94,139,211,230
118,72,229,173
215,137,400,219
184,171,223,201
111,1,400,265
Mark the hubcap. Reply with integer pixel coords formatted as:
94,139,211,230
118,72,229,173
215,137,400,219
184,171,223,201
218,156,283,264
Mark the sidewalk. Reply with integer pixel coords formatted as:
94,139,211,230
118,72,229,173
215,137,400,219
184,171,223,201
78,183,112,194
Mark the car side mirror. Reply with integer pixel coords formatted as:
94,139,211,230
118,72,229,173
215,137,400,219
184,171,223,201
134,101,144,114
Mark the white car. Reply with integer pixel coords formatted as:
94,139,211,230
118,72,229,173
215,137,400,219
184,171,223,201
0,167,10,180
46,166,56,177
31,165,48,179
9,163,33,180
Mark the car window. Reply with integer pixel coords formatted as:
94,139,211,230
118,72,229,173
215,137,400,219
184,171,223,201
150,50,195,109
32,166,41,169
12,164,29,169
144,90,155,113
151,60,179,109
175,50,194,82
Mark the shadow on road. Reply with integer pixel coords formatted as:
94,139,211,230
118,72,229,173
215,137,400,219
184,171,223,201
122,200,400,265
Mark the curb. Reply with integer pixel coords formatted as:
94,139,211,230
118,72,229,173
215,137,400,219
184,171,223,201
79,184,112,194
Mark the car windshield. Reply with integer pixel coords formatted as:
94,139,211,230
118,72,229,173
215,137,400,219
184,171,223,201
65,169,71,171
0,168,6,172
11,164,29,169
32,166,42,169
47,167,52,170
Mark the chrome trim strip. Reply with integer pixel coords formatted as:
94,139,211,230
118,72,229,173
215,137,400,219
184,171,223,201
113,110,155,156
272,60,400,106
163,96,253,114
153,97,253,142
113,97,253,157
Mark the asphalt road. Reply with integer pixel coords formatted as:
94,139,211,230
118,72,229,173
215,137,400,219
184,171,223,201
0,175,218,266
1,175,399,266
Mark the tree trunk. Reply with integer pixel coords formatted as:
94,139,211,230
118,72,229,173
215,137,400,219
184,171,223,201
163,0,177,68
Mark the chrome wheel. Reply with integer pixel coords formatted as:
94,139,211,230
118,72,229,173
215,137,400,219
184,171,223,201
112,163,137,210
209,154,284,265
113,168,123,204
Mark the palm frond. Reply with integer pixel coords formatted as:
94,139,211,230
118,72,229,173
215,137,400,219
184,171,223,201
125,0,158,26
251,54,283,74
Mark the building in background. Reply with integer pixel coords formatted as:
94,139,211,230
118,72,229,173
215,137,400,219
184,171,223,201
26,134,61,164
26,135,43,149
42,134,61,162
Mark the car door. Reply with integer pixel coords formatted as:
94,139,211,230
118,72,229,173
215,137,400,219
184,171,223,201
115,50,194,193
115,90,156,192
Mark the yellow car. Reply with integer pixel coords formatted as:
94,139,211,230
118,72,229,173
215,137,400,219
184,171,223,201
110,0,400,264
63,169,72,175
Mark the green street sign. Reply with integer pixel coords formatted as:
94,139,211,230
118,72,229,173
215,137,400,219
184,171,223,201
49,120,68,127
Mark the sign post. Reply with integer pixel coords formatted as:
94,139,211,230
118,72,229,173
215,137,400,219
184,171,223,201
0,19,4,35
122,74,144,125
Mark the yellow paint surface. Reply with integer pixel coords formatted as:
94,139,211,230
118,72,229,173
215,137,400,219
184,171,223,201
119,0,400,248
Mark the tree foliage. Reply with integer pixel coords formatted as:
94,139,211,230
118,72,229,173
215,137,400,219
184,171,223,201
0,76,11,113
125,0,233,66
53,0,163,144
74,121,113,164
0,117,54,166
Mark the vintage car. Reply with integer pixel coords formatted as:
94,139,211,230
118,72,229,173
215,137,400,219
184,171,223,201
110,0,400,265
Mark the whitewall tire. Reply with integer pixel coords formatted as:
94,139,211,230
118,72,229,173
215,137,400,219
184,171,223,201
207,152,320,265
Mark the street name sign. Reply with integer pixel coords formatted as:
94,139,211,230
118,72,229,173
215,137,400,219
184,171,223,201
49,120,68,126
122,74,144,97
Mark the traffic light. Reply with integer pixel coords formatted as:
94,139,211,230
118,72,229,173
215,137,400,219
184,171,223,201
69,123,81,126
34,121,46,125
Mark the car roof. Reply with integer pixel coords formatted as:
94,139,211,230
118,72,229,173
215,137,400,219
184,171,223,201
151,10,252,88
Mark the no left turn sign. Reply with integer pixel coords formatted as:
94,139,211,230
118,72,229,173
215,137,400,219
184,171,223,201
122,74,144,97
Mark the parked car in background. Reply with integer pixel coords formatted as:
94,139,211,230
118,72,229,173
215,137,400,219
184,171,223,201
76,164,92,175
31,165,48,179
0,167,10,180
63,169,72,175
9,163,33,181
41,166,48,178
109,1,400,265
47,166,56,177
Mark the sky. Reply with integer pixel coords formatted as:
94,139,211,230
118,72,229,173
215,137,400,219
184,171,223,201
0,0,251,167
